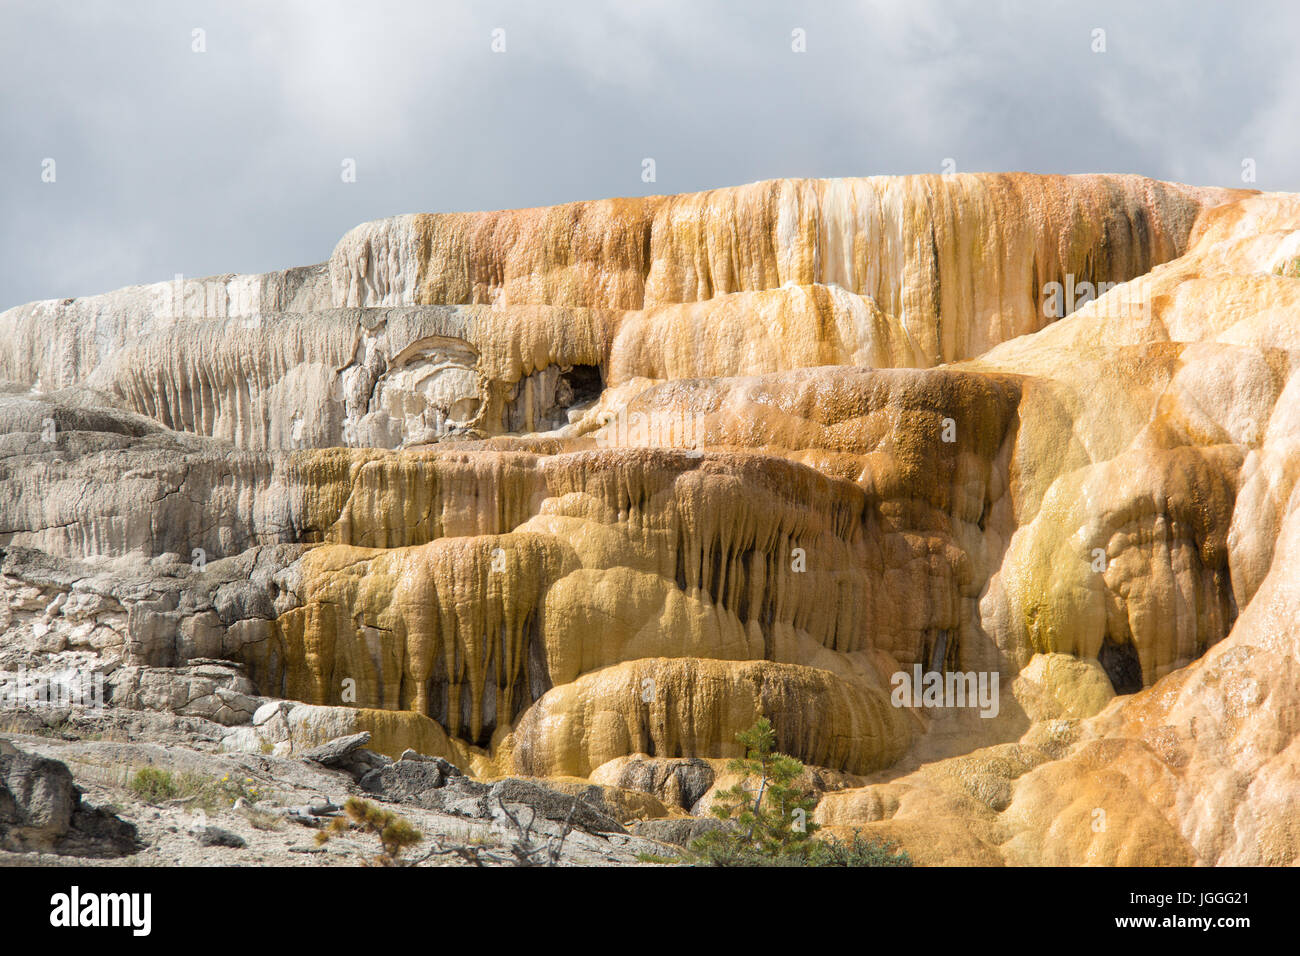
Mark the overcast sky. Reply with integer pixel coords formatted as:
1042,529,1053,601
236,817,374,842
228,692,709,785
2,0,1297,309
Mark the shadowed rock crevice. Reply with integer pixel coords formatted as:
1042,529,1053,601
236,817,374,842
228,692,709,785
1098,635,1144,694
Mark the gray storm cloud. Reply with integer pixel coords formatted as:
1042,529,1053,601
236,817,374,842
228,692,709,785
1,0,1296,309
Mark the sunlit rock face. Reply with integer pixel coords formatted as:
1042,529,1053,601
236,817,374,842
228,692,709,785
4,172,1299,864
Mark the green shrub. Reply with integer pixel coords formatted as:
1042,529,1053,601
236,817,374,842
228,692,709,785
807,831,913,867
690,717,821,866
127,767,265,810
128,767,180,802
685,718,915,868
317,797,424,866
216,773,265,805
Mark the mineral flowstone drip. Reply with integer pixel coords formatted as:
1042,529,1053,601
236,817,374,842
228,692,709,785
4,172,1300,863
248,449,914,764
87,317,361,449
506,658,911,778
258,533,564,747
330,175,1239,356
606,284,931,384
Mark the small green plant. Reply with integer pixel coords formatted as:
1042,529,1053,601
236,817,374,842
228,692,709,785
128,767,180,802
127,767,265,810
807,831,912,867
217,773,265,805
1274,257,1300,279
690,716,820,866
316,797,424,866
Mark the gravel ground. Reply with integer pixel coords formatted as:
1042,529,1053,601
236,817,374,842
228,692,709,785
0,715,681,867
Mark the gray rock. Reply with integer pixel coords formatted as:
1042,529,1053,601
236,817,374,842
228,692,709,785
363,754,464,801
105,661,263,726
343,748,390,770
0,540,304,677
0,747,138,857
195,825,246,848
300,732,371,766
434,776,495,818
286,809,326,829
603,756,715,811
488,778,626,835
632,816,728,847
358,764,625,835
330,747,391,782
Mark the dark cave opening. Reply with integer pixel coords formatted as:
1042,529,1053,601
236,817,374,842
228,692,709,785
559,364,603,408
1098,635,1144,694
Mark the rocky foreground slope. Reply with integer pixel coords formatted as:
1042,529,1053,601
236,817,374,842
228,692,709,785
2,173,1298,865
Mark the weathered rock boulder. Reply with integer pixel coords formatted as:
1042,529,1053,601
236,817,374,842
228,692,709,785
589,755,716,811
0,746,138,857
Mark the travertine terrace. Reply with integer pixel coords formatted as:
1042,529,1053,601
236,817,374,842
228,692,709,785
4,172,1299,864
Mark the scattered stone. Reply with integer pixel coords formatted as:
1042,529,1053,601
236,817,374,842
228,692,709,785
195,825,246,848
